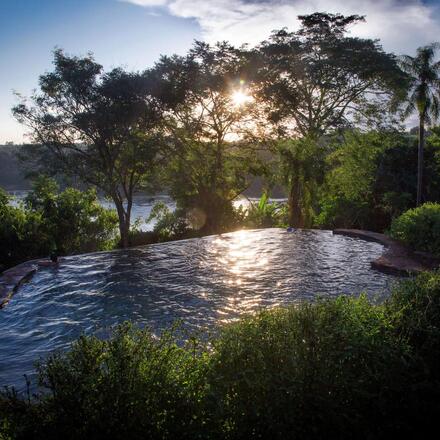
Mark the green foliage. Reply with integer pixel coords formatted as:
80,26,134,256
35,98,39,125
257,13,406,137
386,272,440,378
151,42,263,234
0,189,45,270
399,44,440,125
147,202,190,242
148,194,288,239
399,44,440,204
277,137,326,227
1,323,209,440
315,130,386,229
243,193,288,228
11,17,415,236
251,12,419,230
315,130,422,231
390,203,440,255
0,178,118,270
24,177,118,254
4,273,440,438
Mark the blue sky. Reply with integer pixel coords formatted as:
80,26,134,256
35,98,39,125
2,0,440,143
0,0,199,143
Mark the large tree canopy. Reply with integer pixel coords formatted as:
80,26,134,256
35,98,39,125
254,13,407,226
13,50,164,247
256,13,406,137
150,41,265,232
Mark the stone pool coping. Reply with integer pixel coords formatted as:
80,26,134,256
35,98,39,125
333,229,440,275
0,260,39,308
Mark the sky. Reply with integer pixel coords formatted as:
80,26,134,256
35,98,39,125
1,0,440,143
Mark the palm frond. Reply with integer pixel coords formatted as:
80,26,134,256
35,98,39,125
398,54,417,77
433,59,440,73
401,44,440,122
402,101,416,119
429,93,440,122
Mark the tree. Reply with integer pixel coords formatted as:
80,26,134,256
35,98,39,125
255,13,406,226
277,137,327,227
13,50,163,247
399,44,440,206
150,42,264,233
316,130,409,231
315,128,440,231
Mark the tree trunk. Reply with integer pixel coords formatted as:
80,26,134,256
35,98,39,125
417,116,425,206
288,175,304,228
113,196,131,248
118,220,130,248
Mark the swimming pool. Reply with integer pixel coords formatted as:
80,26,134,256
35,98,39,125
0,228,396,390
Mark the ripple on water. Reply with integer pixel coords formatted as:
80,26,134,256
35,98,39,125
0,228,397,390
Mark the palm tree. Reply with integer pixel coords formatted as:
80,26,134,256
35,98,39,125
400,44,440,206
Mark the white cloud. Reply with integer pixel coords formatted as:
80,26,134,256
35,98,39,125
122,0,440,54
126,0,168,6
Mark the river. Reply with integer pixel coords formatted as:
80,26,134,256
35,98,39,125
6,190,282,231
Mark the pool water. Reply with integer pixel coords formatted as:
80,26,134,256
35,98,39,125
0,228,396,390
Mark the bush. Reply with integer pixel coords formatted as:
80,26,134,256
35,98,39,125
208,296,412,439
386,272,440,377
25,177,118,254
127,230,159,247
389,203,440,255
0,177,118,270
0,188,46,270
242,193,288,228
3,273,440,439
147,202,191,242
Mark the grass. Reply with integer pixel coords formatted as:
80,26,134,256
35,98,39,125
2,272,440,439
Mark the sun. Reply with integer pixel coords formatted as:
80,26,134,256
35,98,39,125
231,89,253,106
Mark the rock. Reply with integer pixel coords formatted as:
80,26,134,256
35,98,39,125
0,263,37,308
333,229,438,276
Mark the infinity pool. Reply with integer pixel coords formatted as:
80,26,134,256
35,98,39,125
0,229,396,390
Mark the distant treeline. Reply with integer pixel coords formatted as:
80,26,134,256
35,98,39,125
0,145,31,189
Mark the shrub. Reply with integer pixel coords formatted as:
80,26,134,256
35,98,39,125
0,178,118,270
0,188,46,270
25,177,118,254
0,323,209,440
386,271,440,377
315,130,428,232
127,230,159,247
147,202,190,242
389,203,440,255
208,297,411,439
242,193,288,228
3,273,440,438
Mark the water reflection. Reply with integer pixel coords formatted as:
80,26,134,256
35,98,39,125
0,228,396,390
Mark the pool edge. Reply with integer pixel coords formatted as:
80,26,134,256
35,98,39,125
333,229,439,276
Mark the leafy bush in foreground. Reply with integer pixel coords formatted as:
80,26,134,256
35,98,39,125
390,202,440,255
3,273,440,439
